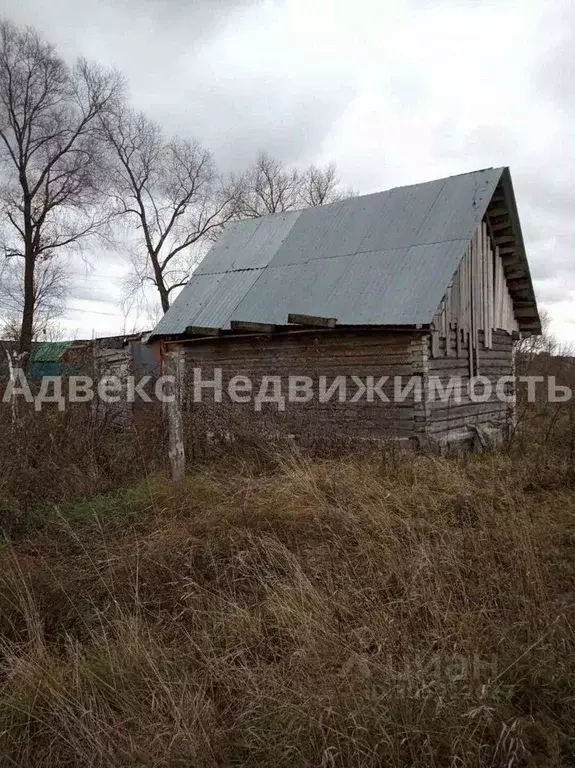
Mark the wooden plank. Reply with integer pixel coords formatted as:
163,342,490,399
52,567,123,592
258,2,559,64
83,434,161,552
491,219,512,232
487,206,508,218
520,322,542,331
230,321,277,334
427,402,509,419
488,230,493,349
481,223,487,347
430,330,440,358
163,350,186,483
514,307,540,319
287,313,337,328
185,326,221,336
504,270,526,281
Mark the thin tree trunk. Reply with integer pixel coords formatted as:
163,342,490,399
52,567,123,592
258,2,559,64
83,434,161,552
19,252,35,356
159,282,170,314
151,254,170,313
18,188,35,356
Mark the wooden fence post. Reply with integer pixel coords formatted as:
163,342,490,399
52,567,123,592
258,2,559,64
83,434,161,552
164,347,186,483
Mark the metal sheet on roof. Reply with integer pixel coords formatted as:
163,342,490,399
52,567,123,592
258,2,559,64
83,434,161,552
150,168,508,337
195,210,302,275
150,272,227,337
411,168,502,245
269,194,390,266
231,255,356,325
191,270,265,329
345,241,471,324
358,178,445,251
193,220,260,275
151,268,265,336
30,341,73,362
230,241,469,327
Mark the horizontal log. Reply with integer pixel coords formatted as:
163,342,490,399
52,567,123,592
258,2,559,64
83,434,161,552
504,270,526,281
425,401,509,419
491,219,512,233
288,313,337,328
514,308,540,319
487,206,508,217
230,321,277,333
185,326,221,337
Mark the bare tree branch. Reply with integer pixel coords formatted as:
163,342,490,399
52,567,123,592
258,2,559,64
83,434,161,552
0,255,69,341
234,151,349,219
102,107,238,313
0,19,124,353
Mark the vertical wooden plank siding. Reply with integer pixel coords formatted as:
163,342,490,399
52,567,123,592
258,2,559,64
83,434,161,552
430,218,518,361
425,329,514,439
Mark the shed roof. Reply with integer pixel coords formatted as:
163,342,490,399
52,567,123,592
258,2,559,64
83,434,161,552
150,167,540,339
30,341,74,363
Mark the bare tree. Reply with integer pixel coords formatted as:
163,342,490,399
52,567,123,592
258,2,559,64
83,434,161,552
515,309,555,359
235,151,348,218
0,20,123,354
235,152,301,217
0,255,69,340
299,162,346,207
102,108,239,314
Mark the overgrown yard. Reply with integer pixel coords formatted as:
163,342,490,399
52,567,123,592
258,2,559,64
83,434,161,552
0,445,573,766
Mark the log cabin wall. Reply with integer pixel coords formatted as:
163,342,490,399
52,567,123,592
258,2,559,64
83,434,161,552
424,329,515,440
176,329,426,452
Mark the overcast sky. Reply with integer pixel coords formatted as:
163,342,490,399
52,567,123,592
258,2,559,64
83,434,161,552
2,0,574,343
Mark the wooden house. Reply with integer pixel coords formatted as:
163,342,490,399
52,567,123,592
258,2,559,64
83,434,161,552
149,167,540,464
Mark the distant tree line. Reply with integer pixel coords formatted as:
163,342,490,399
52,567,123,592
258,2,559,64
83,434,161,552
0,19,350,352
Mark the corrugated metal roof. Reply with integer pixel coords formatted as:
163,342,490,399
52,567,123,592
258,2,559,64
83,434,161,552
150,167,507,338
30,341,73,363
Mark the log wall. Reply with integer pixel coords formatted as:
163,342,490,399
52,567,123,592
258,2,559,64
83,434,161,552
424,328,515,440
177,330,424,449
173,324,516,449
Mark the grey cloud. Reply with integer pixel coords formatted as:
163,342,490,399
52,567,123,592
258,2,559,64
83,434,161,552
3,0,258,51
2,0,573,340
434,123,519,166
532,0,575,114
432,120,575,322
417,0,575,331
536,277,575,306
68,281,120,305
4,0,353,172
164,75,355,170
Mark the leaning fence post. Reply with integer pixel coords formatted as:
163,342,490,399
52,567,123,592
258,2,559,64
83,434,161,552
164,347,186,483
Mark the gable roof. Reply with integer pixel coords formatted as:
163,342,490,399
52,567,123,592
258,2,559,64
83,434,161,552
150,166,540,339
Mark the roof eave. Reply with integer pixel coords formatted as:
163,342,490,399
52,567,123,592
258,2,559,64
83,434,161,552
496,168,541,336
151,323,432,344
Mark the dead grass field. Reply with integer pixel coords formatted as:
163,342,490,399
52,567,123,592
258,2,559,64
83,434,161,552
0,443,573,766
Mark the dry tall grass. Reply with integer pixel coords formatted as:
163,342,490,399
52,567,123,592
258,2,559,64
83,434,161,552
0,449,573,766
0,404,165,534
